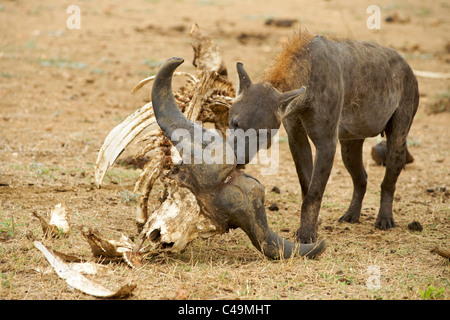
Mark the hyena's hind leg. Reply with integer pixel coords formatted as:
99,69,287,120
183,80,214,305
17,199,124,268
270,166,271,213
375,116,406,229
338,139,367,224
376,107,418,229
376,67,419,230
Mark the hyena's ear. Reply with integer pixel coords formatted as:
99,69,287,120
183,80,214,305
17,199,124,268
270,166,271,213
278,86,306,118
236,62,252,95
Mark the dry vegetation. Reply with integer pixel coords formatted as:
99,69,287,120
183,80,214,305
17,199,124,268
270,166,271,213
0,0,449,300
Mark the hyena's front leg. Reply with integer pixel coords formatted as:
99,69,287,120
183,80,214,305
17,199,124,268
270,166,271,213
296,141,337,243
283,117,313,200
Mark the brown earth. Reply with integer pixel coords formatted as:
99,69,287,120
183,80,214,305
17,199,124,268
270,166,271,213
0,0,449,300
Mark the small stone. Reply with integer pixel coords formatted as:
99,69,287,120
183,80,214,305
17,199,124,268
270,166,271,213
269,203,279,211
271,186,281,194
407,221,423,232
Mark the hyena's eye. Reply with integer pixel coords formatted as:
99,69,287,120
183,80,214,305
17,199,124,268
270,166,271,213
230,117,239,129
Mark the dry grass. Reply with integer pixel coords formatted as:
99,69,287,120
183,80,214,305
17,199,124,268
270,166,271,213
1,0,449,301
1,131,448,300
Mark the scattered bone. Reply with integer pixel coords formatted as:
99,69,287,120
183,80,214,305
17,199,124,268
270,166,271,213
32,203,70,238
81,226,134,262
69,262,113,275
32,211,60,238
49,203,70,234
36,260,114,276
34,241,136,298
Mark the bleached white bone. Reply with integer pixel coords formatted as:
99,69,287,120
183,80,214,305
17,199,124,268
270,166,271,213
138,184,219,254
34,241,136,298
94,102,157,187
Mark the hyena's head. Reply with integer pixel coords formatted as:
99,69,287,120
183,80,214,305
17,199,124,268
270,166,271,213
228,62,305,164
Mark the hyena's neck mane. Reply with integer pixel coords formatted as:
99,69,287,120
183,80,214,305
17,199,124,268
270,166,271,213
262,30,315,92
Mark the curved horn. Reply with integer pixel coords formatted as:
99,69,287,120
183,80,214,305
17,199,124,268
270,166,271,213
151,57,193,139
264,230,326,259
236,62,252,94
237,204,326,260
152,57,236,191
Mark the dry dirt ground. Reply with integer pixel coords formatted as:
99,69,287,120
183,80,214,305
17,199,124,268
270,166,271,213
0,0,449,300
